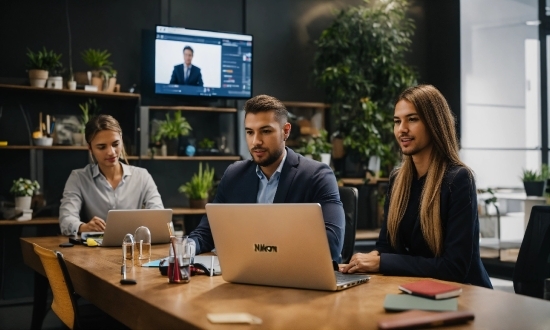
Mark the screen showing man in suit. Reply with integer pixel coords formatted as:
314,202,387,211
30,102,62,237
170,46,204,86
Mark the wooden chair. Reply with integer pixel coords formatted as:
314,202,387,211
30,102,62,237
33,243,127,330
339,186,359,264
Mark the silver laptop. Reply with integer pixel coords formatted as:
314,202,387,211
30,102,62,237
206,203,370,291
93,209,173,247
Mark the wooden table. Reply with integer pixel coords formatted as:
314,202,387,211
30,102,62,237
21,236,550,329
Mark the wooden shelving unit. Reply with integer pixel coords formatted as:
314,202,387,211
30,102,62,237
0,84,139,100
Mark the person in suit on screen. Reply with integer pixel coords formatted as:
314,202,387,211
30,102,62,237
188,94,345,262
169,45,204,86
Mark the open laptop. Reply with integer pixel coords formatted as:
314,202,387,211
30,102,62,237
206,203,370,291
88,209,173,247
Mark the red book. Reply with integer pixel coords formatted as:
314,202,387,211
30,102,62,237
398,280,462,300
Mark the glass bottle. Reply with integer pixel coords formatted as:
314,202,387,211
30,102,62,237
122,233,135,269
134,226,151,266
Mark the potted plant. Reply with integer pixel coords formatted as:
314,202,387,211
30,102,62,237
26,47,63,88
521,166,546,197
197,138,218,156
73,99,99,146
10,178,40,211
81,48,113,91
178,162,215,209
312,0,417,176
153,111,192,156
295,129,332,164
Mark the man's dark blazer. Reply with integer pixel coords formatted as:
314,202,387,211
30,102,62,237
169,64,203,86
189,147,345,262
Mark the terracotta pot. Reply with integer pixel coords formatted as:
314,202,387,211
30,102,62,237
189,198,208,209
105,77,117,92
28,69,48,88
91,76,103,91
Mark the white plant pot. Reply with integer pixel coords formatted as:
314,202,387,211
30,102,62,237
67,80,77,90
15,196,32,210
46,76,63,89
320,153,331,166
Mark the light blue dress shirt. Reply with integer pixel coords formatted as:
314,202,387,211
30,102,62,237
256,150,287,203
59,162,164,235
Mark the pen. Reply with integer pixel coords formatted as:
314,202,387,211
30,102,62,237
210,256,214,277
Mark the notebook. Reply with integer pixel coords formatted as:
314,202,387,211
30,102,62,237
91,209,173,247
206,203,370,291
398,280,462,300
383,294,458,312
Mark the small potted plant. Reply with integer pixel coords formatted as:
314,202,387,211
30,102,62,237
521,166,546,197
10,178,40,211
178,162,215,209
26,47,63,88
196,137,218,156
295,129,332,164
81,48,113,91
73,99,99,146
153,111,192,156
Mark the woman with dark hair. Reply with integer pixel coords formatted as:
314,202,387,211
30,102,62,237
59,114,163,236
341,85,492,288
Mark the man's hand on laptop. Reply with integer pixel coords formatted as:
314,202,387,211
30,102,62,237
340,251,380,274
79,216,106,233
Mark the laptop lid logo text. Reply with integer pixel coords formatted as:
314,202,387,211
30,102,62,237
254,244,277,252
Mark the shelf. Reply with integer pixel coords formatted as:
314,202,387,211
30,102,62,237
148,105,237,113
0,84,140,100
0,145,88,150
0,217,58,226
136,155,240,161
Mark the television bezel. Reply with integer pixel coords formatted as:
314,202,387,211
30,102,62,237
152,24,253,101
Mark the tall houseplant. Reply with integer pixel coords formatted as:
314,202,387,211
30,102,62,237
178,162,215,208
312,0,417,175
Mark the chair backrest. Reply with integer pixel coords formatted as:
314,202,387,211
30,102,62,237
339,186,358,264
513,205,550,298
33,243,80,329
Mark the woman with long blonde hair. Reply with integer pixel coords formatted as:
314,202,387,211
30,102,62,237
342,85,492,288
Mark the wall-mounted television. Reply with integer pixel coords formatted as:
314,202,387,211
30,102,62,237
154,25,253,99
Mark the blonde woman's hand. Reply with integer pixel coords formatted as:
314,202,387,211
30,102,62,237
339,251,380,273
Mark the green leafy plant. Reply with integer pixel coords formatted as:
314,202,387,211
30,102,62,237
178,162,215,200
26,47,63,73
10,178,40,197
78,99,101,134
154,111,192,142
312,0,417,171
198,138,215,149
81,48,113,71
295,129,332,161
521,168,541,182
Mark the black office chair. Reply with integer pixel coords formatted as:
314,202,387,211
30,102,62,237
513,205,550,299
339,186,359,264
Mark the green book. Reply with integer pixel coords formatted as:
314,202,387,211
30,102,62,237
383,294,458,312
